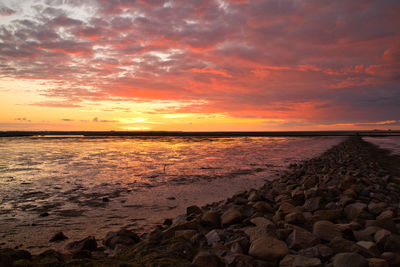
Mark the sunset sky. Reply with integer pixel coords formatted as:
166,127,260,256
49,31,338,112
0,0,399,131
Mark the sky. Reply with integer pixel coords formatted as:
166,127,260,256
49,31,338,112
0,0,399,131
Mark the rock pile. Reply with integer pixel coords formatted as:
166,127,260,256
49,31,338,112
2,136,400,266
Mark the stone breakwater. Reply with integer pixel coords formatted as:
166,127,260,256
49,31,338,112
1,136,400,267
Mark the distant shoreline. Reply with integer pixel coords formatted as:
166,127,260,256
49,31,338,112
1,130,400,138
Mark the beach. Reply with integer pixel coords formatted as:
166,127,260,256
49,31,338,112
1,136,399,266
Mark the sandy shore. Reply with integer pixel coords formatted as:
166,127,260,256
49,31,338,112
1,136,400,266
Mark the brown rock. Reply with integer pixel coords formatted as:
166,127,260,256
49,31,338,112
293,255,322,267
279,254,296,267
382,234,400,253
367,258,389,267
221,207,242,227
201,211,221,228
286,228,319,250
375,229,391,248
278,202,301,215
381,252,400,267
303,197,321,212
313,220,342,241
333,252,368,267
285,212,305,225
344,202,368,221
249,236,289,261
187,205,202,216
356,241,380,255
102,229,140,249
353,226,380,241
66,236,97,252
175,229,197,240
377,210,394,221
368,202,388,215
312,209,342,222
253,201,273,213
192,251,224,267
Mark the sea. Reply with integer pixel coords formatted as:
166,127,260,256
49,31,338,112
0,135,399,253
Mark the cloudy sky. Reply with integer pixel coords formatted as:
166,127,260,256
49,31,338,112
0,0,399,131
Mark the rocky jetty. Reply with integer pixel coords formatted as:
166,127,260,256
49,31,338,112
2,136,400,266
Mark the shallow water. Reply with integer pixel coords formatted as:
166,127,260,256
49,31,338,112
363,136,400,155
0,136,343,253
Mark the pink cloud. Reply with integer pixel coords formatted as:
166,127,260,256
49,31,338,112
0,0,399,127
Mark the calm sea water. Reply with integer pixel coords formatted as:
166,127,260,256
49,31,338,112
0,135,375,252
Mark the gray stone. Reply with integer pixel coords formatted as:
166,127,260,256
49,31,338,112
205,230,221,246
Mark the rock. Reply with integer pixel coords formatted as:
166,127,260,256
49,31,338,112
279,254,296,267
333,252,368,267
381,234,400,253
72,249,92,259
353,226,380,241
375,229,391,247
285,212,305,225
381,252,400,267
49,231,68,242
163,218,173,226
201,211,221,228
298,244,333,260
103,229,140,249
175,230,197,240
368,202,388,215
244,225,270,242
253,201,273,213
303,197,322,212
313,220,342,241
356,241,380,255
292,255,322,267
205,230,221,246
102,197,109,202
312,209,342,222
192,251,224,267
344,202,368,221
66,236,97,252
221,207,242,227
367,258,389,267
249,236,289,261
278,202,301,215
250,217,274,228
0,248,31,266
39,212,50,217
187,205,202,216
286,228,319,250
377,210,394,220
